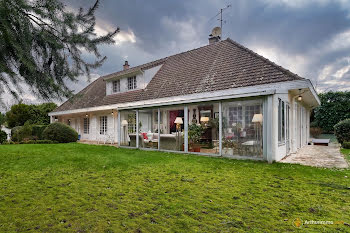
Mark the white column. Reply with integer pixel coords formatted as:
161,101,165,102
158,108,160,150
266,95,274,163
219,102,222,156
184,106,188,153
117,111,121,146
136,110,139,148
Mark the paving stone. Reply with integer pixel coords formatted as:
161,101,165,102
280,143,348,169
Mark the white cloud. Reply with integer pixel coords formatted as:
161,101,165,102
160,16,205,52
262,0,347,8
95,19,136,45
249,45,310,77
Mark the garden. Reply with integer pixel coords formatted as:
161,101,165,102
0,143,349,232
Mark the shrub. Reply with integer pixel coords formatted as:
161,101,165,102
11,126,22,142
334,119,350,145
19,140,58,144
12,122,33,142
0,130,7,144
310,127,322,138
43,122,78,143
32,125,48,140
343,142,350,149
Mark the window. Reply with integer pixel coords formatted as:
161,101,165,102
278,99,285,143
127,113,136,133
83,118,90,134
112,80,120,93
222,98,263,157
100,116,107,135
128,76,137,90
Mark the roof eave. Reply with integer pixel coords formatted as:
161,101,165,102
103,69,143,81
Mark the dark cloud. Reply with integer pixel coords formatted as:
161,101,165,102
3,0,350,110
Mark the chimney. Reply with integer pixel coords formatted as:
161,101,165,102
123,61,129,70
209,35,220,45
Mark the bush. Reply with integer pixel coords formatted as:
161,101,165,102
310,127,322,138
12,122,33,142
43,122,78,143
11,126,22,142
334,119,350,145
32,125,48,140
0,130,7,144
19,140,58,144
343,142,350,149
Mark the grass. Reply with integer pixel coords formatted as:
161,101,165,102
341,148,350,163
0,144,349,232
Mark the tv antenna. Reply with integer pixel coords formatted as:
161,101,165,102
209,4,232,38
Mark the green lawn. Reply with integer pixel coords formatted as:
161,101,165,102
341,148,350,163
0,144,349,232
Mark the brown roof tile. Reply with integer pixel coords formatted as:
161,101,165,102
54,38,304,112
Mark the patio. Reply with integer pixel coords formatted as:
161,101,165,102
280,143,349,169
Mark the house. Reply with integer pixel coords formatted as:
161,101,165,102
49,37,320,162
1,126,11,141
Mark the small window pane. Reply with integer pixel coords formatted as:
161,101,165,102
128,76,137,90
84,118,90,134
100,116,107,135
113,80,120,93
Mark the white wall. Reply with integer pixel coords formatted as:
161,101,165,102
271,92,311,161
59,111,118,143
1,126,11,141
106,65,162,95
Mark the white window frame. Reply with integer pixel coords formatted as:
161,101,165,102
112,80,120,93
127,76,137,90
100,116,107,135
83,117,90,134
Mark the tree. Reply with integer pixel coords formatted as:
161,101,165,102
313,91,350,133
5,102,57,128
5,103,31,128
0,112,5,126
0,0,119,101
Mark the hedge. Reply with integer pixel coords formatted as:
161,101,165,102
3,140,58,145
343,142,350,149
32,125,48,140
43,122,78,143
334,118,350,145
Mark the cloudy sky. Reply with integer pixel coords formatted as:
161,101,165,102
2,0,350,110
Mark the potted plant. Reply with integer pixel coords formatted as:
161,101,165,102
188,123,204,152
222,136,234,155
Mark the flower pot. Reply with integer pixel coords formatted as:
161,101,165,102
222,148,233,155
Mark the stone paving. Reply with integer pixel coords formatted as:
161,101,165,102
280,143,349,169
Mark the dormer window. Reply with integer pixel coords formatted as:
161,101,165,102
128,76,137,90
113,80,120,93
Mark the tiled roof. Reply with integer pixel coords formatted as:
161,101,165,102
53,38,304,112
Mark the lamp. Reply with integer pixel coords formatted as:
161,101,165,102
174,117,183,124
121,120,128,146
297,88,302,101
252,113,263,155
85,114,88,118
252,114,263,123
174,117,183,151
200,116,209,122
